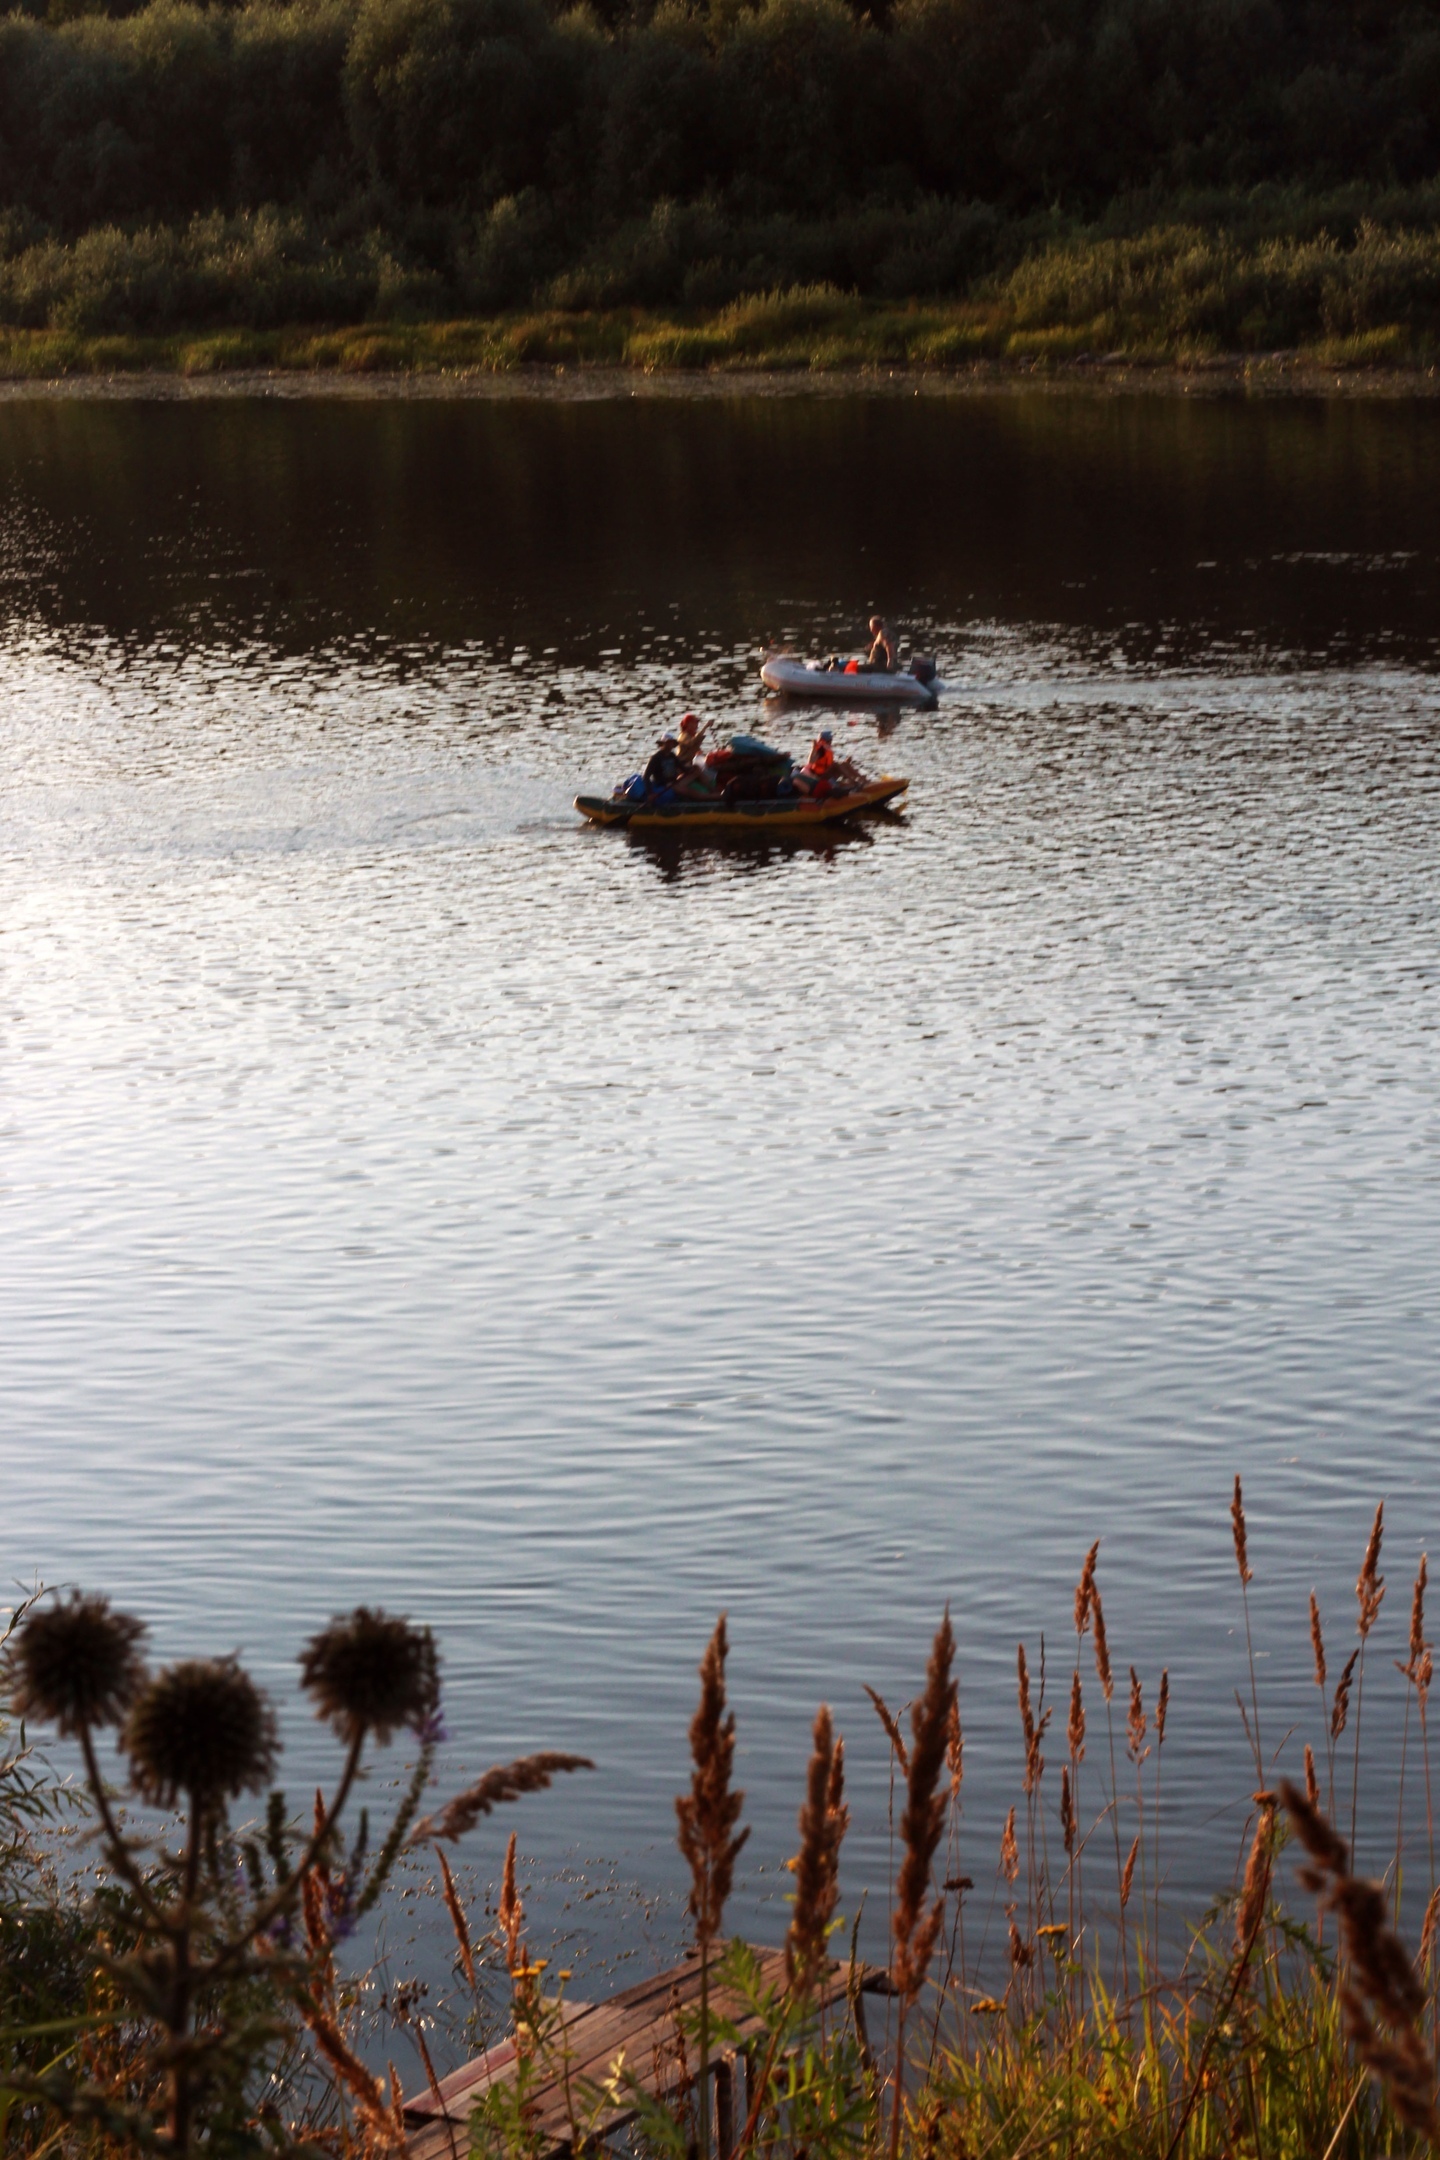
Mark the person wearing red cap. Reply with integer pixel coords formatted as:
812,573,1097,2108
675,712,719,797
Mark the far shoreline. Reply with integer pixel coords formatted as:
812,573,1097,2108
4,356,1440,401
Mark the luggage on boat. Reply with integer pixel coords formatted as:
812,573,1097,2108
707,732,793,806
726,732,789,762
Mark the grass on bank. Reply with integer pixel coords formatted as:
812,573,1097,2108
4,221,1440,378
6,1482,1440,2160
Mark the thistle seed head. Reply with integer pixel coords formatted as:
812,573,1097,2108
4,1593,148,1736
300,1608,439,1744
123,1657,278,1807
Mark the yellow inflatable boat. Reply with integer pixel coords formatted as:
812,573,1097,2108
575,775,908,833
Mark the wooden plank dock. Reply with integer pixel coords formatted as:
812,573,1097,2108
404,1945,891,2159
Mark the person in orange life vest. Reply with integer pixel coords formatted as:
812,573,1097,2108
793,727,836,797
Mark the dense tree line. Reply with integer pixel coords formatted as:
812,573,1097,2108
1,0,1440,319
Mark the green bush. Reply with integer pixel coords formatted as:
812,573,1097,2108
2,0,1440,346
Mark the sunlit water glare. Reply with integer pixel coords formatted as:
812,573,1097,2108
3,389,1439,2000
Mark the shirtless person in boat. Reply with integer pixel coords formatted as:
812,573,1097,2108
862,616,896,671
819,617,896,673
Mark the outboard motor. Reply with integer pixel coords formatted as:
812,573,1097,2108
911,654,938,686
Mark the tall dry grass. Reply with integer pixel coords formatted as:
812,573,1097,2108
430,1481,1440,2160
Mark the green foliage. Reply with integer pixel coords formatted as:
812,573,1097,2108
2,0,1440,337
1,1596,99,2147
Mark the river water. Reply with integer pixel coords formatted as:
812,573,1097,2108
2,388,1439,1996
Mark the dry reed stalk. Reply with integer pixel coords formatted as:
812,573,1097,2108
1421,1640,1436,2028
866,1685,910,1776
1075,1541,1100,1637
1088,1570,1131,2003
1072,1545,1097,1882
890,1612,957,2160
1119,1837,1138,1910
406,2014,445,2104
1395,1552,1429,1924
302,1855,330,1963
1312,1588,1338,1818
496,1830,544,2143
1329,1647,1360,1954
1231,1476,1252,1587
1159,1801,1277,2160
1235,1798,1276,1966
1067,1638,1087,1997
786,1704,849,1998
435,1845,476,1994
1125,1673,1149,1974
1357,1505,1386,1640
1057,1760,1088,2046
499,1831,524,1981
408,2018,460,2160
1017,1645,1037,1792
1126,1670,1147,1765
676,1615,749,1948
299,1992,408,2159
946,1700,963,1801
893,1613,957,2001
291,1832,407,2160
1408,1555,1428,1679
1350,1504,1386,1853
1419,1887,1440,1971
935,1695,966,2059
1152,1668,1169,1991
1067,1671,1085,1763
1281,1779,1440,2142
1091,1591,1113,1706
1000,1807,1019,1883
409,1751,593,1845
1231,1476,1263,1782
676,1615,748,2160
1016,1643,1050,1944
1306,1743,1321,1810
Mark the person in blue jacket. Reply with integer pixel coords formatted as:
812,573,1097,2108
644,734,681,799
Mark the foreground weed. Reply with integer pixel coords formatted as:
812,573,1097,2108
0,1597,590,2160
7,1476,1440,2160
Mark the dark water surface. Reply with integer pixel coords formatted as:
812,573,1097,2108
3,391,1439,1989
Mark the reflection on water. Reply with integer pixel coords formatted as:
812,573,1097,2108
2,391,1440,1990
